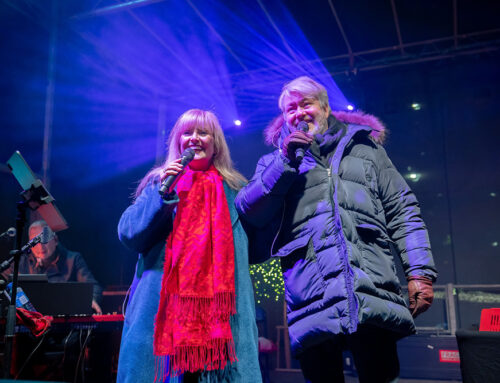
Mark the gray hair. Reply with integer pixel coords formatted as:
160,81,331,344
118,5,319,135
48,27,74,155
278,76,330,112
29,220,56,240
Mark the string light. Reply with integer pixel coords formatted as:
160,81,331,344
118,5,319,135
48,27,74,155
249,259,284,303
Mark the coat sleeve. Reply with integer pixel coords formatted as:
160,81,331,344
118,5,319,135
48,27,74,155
73,252,103,303
118,182,177,254
376,146,438,281
235,152,298,228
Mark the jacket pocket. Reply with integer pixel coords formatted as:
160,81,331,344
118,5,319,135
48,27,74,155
355,223,400,293
281,238,326,311
356,223,390,246
274,232,311,258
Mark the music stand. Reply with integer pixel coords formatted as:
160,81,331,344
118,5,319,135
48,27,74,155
3,150,68,378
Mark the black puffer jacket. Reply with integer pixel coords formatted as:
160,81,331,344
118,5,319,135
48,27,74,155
236,113,437,356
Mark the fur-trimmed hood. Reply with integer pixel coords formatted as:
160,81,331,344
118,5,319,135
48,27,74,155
264,111,387,147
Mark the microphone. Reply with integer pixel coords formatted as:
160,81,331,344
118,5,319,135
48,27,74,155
0,227,16,241
0,227,53,272
24,226,52,250
295,121,309,162
158,148,196,196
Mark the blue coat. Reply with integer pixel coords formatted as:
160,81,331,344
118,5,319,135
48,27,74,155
116,182,261,383
235,116,437,357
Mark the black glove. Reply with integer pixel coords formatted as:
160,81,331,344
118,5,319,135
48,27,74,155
407,275,434,318
281,131,313,161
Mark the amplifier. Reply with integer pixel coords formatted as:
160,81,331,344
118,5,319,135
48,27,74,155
397,333,461,380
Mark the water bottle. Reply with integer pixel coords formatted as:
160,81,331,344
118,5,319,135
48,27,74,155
6,282,37,312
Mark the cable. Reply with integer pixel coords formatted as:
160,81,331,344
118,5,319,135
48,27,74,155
15,332,47,380
73,328,92,383
121,284,132,317
61,328,75,375
270,201,286,258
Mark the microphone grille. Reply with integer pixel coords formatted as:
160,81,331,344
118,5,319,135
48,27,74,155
7,227,16,238
181,148,196,164
297,121,309,132
40,226,53,244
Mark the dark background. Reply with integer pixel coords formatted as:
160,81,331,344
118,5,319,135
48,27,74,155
1,0,499,331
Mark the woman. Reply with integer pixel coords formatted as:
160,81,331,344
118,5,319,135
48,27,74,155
116,109,261,383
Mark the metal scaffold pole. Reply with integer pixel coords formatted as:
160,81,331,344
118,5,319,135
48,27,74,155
42,0,58,190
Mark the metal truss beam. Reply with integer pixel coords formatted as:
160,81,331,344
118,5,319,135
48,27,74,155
453,0,458,48
328,0,354,70
230,28,500,81
71,0,167,19
390,0,405,55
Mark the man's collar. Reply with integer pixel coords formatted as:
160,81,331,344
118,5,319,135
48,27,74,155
315,115,344,143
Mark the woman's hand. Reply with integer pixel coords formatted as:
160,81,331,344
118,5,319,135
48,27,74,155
161,158,184,182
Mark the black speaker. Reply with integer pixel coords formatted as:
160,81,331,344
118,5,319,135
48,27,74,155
456,329,500,383
397,333,462,380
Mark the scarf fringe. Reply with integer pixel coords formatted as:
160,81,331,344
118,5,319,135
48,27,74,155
154,339,237,380
154,355,168,383
165,292,236,322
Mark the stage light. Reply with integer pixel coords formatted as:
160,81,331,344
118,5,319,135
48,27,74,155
406,172,421,182
48,0,348,186
490,192,497,197
492,242,498,247
347,104,354,111
411,103,421,110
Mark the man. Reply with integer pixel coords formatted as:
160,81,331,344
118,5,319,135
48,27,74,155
236,76,437,382
1,220,105,380
3,220,102,314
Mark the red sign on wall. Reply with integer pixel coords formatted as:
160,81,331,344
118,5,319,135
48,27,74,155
439,350,460,363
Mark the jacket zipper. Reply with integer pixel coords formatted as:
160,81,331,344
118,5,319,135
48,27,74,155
328,166,358,332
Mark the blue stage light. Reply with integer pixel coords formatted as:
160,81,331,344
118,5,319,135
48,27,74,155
28,0,349,187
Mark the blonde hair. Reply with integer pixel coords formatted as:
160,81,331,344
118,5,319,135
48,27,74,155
135,109,246,198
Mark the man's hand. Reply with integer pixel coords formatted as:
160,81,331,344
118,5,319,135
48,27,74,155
407,276,434,318
282,131,313,161
92,300,103,315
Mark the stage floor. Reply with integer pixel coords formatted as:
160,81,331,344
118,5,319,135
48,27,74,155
270,371,462,383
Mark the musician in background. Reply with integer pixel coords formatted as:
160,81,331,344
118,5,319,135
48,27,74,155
2,220,102,314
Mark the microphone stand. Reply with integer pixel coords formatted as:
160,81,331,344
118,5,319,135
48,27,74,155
3,200,29,378
3,151,68,378
0,227,46,273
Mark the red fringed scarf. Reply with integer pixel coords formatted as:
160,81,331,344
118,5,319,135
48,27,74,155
16,308,53,337
153,165,236,377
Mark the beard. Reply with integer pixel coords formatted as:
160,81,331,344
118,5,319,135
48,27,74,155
309,112,329,135
287,112,329,135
